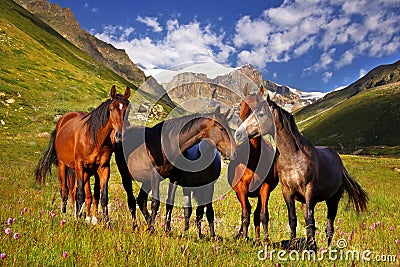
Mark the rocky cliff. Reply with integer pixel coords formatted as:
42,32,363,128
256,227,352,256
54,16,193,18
14,0,145,86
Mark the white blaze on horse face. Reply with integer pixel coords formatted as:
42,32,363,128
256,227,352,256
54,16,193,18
119,103,124,110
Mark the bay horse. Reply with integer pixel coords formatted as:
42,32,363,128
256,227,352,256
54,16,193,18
165,139,221,237
228,84,278,243
114,107,236,232
235,97,368,250
35,85,131,221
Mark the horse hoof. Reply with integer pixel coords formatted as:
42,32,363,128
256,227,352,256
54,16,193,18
85,216,91,223
91,216,98,225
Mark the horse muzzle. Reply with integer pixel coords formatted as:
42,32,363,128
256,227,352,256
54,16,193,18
114,130,123,143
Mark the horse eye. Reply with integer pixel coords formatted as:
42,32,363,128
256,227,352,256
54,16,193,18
110,108,113,112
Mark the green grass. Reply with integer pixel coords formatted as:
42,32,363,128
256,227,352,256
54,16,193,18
1,150,400,266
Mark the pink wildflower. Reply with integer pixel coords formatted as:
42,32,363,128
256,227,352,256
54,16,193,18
4,228,12,235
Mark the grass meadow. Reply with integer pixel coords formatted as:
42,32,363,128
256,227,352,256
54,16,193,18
0,133,399,266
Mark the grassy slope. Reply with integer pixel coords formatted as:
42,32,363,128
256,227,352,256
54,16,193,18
0,0,173,164
296,82,400,148
295,60,400,123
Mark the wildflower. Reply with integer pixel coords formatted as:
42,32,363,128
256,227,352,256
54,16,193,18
63,252,68,258
337,218,342,224
49,210,56,218
20,207,27,215
60,220,66,226
0,253,6,259
389,226,394,231
6,218,14,225
371,223,376,230
377,221,381,226
180,245,186,252
4,228,12,235
40,210,45,215
396,239,399,245
13,232,20,239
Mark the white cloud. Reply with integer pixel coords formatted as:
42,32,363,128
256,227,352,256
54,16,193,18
95,20,234,69
322,71,333,83
233,16,271,47
359,68,367,78
137,16,163,32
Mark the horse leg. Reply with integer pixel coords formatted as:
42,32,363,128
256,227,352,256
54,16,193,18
195,205,205,238
304,200,317,251
137,183,150,223
165,181,178,233
84,178,93,221
205,202,215,237
148,175,161,233
183,187,192,232
75,164,87,218
57,163,68,213
92,173,100,222
260,184,272,244
254,197,261,242
121,171,137,229
236,190,251,239
98,165,111,223
282,191,297,241
325,190,341,246
204,185,215,237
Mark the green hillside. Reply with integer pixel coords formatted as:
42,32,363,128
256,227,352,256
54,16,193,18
0,0,165,164
297,82,400,149
295,60,400,123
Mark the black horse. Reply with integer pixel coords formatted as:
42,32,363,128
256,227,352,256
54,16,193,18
115,108,236,231
165,139,221,237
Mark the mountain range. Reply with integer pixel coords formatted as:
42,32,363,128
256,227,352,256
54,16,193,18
1,0,399,153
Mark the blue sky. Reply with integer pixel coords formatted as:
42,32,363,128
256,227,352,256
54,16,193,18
48,0,399,92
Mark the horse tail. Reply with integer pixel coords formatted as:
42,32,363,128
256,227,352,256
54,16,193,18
34,130,57,184
342,167,368,214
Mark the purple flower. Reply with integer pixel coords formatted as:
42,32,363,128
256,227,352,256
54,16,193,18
63,252,68,258
396,239,399,245
20,207,27,215
4,228,12,235
371,223,377,230
60,220,66,226
337,218,342,224
6,218,14,225
40,210,45,215
13,232,20,239
389,226,394,231
49,210,56,218
0,253,6,259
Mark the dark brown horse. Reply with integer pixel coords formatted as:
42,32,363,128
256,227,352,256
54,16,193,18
115,107,236,232
228,85,278,243
35,85,131,221
236,97,368,250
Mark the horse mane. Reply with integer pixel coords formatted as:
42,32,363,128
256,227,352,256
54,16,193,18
271,100,312,152
155,111,220,135
84,94,129,143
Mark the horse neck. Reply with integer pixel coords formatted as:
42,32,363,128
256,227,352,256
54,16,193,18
249,136,262,153
178,118,212,153
93,121,113,148
273,112,302,156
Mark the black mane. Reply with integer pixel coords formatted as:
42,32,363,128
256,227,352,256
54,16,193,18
84,94,129,143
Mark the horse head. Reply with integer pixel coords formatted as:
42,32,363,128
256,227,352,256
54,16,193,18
235,95,275,144
108,85,131,143
208,106,237,160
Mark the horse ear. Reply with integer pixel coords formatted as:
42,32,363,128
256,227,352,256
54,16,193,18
266,93,273,105
110,85,116,99
214,106,221,115
258,85,265,96
222,108,230,118
124,86,131,99
243,83,249,96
